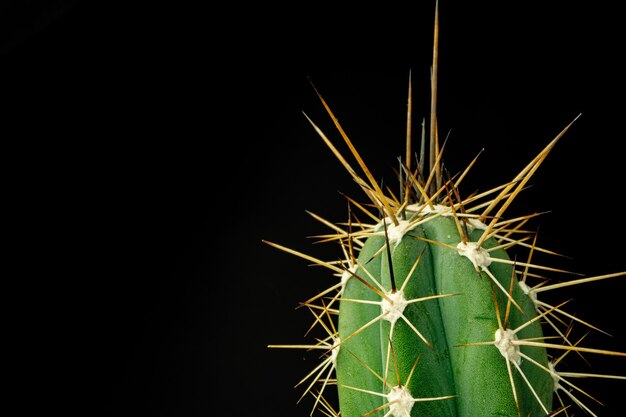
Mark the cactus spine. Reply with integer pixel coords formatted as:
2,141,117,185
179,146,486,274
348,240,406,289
266,4,625,416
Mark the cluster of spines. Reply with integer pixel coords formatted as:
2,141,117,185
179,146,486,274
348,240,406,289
265,4,625,416
266,161,626,416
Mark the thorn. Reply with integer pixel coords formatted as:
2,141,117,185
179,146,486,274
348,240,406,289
405,70,413,205
429,0,440,197
381,209,397,293
504,257,517,329
388,336,402,386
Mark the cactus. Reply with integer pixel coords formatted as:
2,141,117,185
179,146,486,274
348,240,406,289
265,4,625,416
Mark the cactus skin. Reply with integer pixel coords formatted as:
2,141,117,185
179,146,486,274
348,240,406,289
337,215,552,417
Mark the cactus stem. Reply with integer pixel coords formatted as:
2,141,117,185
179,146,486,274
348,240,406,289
340,345,456,417
267,10,625,411
461,294,574,414
340,380,454,417
460,294,564,414
337,247,457,349
456,241,526,312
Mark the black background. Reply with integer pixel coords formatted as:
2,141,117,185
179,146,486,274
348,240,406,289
3,1,625,416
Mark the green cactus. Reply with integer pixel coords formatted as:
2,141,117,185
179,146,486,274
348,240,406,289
265,4,625,416
333,209,556,417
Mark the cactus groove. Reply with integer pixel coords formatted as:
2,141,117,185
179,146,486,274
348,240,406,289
265,3,625,416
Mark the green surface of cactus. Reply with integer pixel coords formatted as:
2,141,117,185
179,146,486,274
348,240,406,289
337,214,553,417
